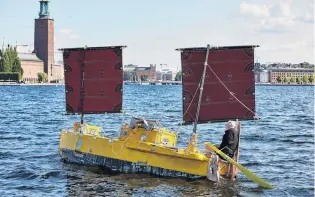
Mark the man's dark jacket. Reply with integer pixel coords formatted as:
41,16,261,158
218,128,239,159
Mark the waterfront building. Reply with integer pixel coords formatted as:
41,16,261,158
18,52,64,83
156,68,177,81
259,70,269,83
269,68,314,83
33,0,55,81
51,63,64,83
19,53,44,83
124,64,138,71
134,64,156,81
255,74,260,83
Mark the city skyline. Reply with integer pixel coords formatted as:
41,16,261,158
0,0,314,70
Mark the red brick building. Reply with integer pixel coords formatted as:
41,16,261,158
33,0,54,81
134,65,156,81
19,53,44,82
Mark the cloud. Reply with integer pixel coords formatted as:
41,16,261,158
68,34,80,40
240,2,270,18
59,28,80,40
60,29,72,35
260,41,308,52
239,1,314,33
259,17,294,32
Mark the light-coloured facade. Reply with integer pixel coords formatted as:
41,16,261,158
51,64,64,82
19,53,44,82
255,74,259,83
259,70,269,83
157,68,177,81
269,68,314,83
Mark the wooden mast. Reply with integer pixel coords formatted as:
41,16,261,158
186,44,210,153
192,44,210,133
79,47,87,124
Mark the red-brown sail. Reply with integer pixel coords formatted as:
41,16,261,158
60,46,126,114
176,45,259,123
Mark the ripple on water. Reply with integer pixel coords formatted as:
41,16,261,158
0,85,314,197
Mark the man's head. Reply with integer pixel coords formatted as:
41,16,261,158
225,120,237,131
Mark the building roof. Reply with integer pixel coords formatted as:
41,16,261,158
134,67,153,71
270,68,314,72
18,53,43,62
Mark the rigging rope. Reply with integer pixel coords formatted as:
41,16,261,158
206,64,259,118
183,77,202,117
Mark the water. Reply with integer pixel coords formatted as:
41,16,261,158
0,85,314,197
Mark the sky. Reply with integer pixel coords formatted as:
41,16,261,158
0,0,314,70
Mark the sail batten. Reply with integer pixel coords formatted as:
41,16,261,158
177,45,259,123
60,45,126,114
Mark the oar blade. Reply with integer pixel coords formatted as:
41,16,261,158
205,142,274,189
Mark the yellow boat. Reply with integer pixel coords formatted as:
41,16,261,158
58,44,272,187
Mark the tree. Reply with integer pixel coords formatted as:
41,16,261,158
175,71,182,81
11,46,22,75
283,77,289,83
0,45,22,75
0,48,3,72
37,72,48,83
2,45,12,72
276,76,281,83
123,71,132,81
296,77,302,84
309,74,314,83
303,75,309,84
140,75,148,82
290,77,296,83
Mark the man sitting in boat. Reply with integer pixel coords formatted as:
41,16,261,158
206,120,239,160
129,117,151,131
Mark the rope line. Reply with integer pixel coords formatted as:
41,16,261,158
183,77,202,117
111,130,134,156
207,64,259,118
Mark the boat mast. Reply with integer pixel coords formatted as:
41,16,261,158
192,44,210,133
79,47,87,124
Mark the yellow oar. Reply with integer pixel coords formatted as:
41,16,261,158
204,142,274,189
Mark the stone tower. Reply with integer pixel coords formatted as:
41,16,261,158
34,0,54,81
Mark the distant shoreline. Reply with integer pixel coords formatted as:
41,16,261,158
255,83,314,86
0,82,314,87
0,83,63,86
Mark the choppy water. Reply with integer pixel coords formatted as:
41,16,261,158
0,85,314,197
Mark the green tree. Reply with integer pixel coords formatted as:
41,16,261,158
290,77,296,83
309,74,314,83
37,72,48,83
2,45,12,72
276,76,281,83
0,48,3,72
123,71,132,81
11,46,22,75
283,77,289,83
175,71,182,81
0,45,22,75
303,75,309,84
140,75,148,81
296,77,302,84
